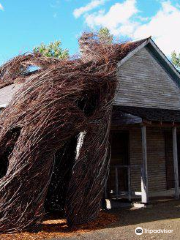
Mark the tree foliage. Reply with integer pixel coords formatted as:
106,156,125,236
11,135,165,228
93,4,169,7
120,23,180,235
33,40,69,59
98,27,113,44
171,51,180,69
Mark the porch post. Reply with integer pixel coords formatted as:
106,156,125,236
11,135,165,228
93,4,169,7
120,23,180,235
172,127,179,199
141,125,149,204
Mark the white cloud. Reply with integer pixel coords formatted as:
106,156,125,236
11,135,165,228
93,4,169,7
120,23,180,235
133,1,180,56
78,0,180,56
85,0,138,35
0,3,4,11
73,0,106,18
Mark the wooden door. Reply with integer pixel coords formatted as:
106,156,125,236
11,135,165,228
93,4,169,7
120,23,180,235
107,130,129,198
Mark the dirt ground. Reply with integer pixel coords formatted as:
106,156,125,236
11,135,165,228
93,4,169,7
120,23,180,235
60,199,180,240
1,199,180,240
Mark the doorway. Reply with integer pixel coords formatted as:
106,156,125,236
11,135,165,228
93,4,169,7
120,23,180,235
165,131,180,189
107,130,129,199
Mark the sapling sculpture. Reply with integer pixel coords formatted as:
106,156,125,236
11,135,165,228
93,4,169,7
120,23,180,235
0,33,139,233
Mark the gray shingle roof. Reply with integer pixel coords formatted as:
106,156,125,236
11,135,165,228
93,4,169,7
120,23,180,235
0,83,23,108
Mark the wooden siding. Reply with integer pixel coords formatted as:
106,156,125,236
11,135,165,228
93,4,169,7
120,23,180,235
165,132,174,189
147,128,167,192
129,127,167,193
129,127,142,192
115,47,180,110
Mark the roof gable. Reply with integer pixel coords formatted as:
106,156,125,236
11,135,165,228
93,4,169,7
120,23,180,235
118,38,180,85
115,45,180,110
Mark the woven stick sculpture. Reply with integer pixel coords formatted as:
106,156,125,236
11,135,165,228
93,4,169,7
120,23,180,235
0,33,137,233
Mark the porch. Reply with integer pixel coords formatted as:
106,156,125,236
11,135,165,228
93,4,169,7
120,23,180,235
105,106,180,206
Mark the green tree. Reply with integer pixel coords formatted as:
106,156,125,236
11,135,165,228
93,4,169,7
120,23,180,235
98,27,113,44
171,51,180,69
33,40,69,59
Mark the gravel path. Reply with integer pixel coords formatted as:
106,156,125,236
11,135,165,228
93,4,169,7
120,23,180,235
48,199,180,240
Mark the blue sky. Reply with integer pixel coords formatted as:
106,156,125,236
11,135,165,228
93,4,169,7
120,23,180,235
0,0,180,65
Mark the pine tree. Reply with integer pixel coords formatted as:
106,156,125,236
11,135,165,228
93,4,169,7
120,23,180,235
98,27,113,44
33,40,69,59
171,51,180,69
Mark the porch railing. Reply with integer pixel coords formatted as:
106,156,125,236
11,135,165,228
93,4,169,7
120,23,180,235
106,164,142,201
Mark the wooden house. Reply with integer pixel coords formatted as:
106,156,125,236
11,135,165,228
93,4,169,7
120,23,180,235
0,37,180,207
107,37,180,205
